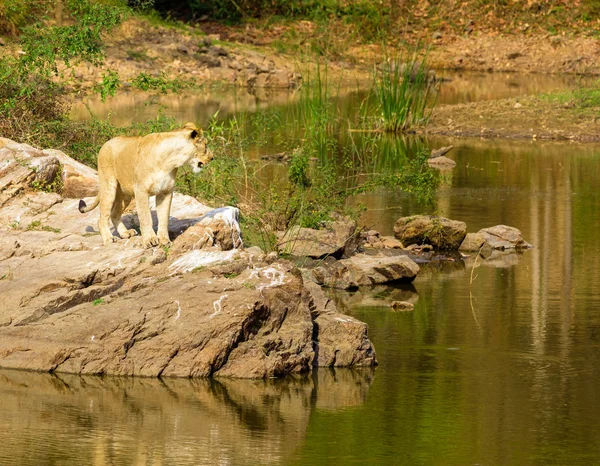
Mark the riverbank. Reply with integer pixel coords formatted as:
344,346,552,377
427,91,600,142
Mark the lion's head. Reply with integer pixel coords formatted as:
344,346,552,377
182,122,214,174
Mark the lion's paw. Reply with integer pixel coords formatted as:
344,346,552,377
142,236,160,248
158,236,172,247
120,229,138,239
102,235,118,245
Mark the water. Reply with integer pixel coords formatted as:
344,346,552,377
6,75,600,465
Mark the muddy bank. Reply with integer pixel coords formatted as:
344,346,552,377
427,94,600,142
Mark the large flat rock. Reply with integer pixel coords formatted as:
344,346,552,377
0,138,376,378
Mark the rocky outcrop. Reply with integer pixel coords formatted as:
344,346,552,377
0,139,376,378
276,215,361,259
394,215,467,250
310,252,419,289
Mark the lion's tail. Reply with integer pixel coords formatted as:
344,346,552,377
79,196,99,213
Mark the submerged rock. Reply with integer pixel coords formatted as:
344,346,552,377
394,215,467,250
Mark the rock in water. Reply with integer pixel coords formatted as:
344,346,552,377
311,252,419,289
394,215,467,250
478,225,532,250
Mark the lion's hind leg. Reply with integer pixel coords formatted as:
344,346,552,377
98,179,118,245
111,192,137,239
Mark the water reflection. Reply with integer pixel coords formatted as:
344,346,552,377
0,368,374,466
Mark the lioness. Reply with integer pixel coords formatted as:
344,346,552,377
79,123,213,247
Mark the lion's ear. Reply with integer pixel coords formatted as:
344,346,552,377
190,128,204,140
183,122,197,130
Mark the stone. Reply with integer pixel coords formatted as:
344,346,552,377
380,236,403,249
478,225,532,250
209,45,229,57
172,206,243,251
306,281,377,367
43,148,99,198
459,232,489,252
197,54,221,68
394,215,467,250
0,138,60,206
176,44,190,54
311,252,419,289
277,215,360,259
430,145,454,158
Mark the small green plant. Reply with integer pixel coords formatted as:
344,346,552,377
92,298,105,306
224,271,240,279
25,220,41,231
25,220,61,233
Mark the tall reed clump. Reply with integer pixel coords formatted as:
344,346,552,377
372,51,438,132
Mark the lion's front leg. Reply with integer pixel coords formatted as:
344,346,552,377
134,187,159,248
156,191,173,246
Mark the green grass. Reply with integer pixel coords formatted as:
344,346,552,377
371,51,438,132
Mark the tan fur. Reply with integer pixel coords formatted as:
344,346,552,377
79,123,213,247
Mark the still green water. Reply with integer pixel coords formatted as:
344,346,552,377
5,78,600,465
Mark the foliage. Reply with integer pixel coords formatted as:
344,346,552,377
0,0,48,36
171,66,439,253
0,0,125,154
18,0,124,73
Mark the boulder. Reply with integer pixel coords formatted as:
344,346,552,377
394,215,467,250
311,252,419,289
478,225,532,250
459,232,493,257
0,138,60,206
172,206,243,251
306,282,377,367
277,215,360,259
43,148,99,198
